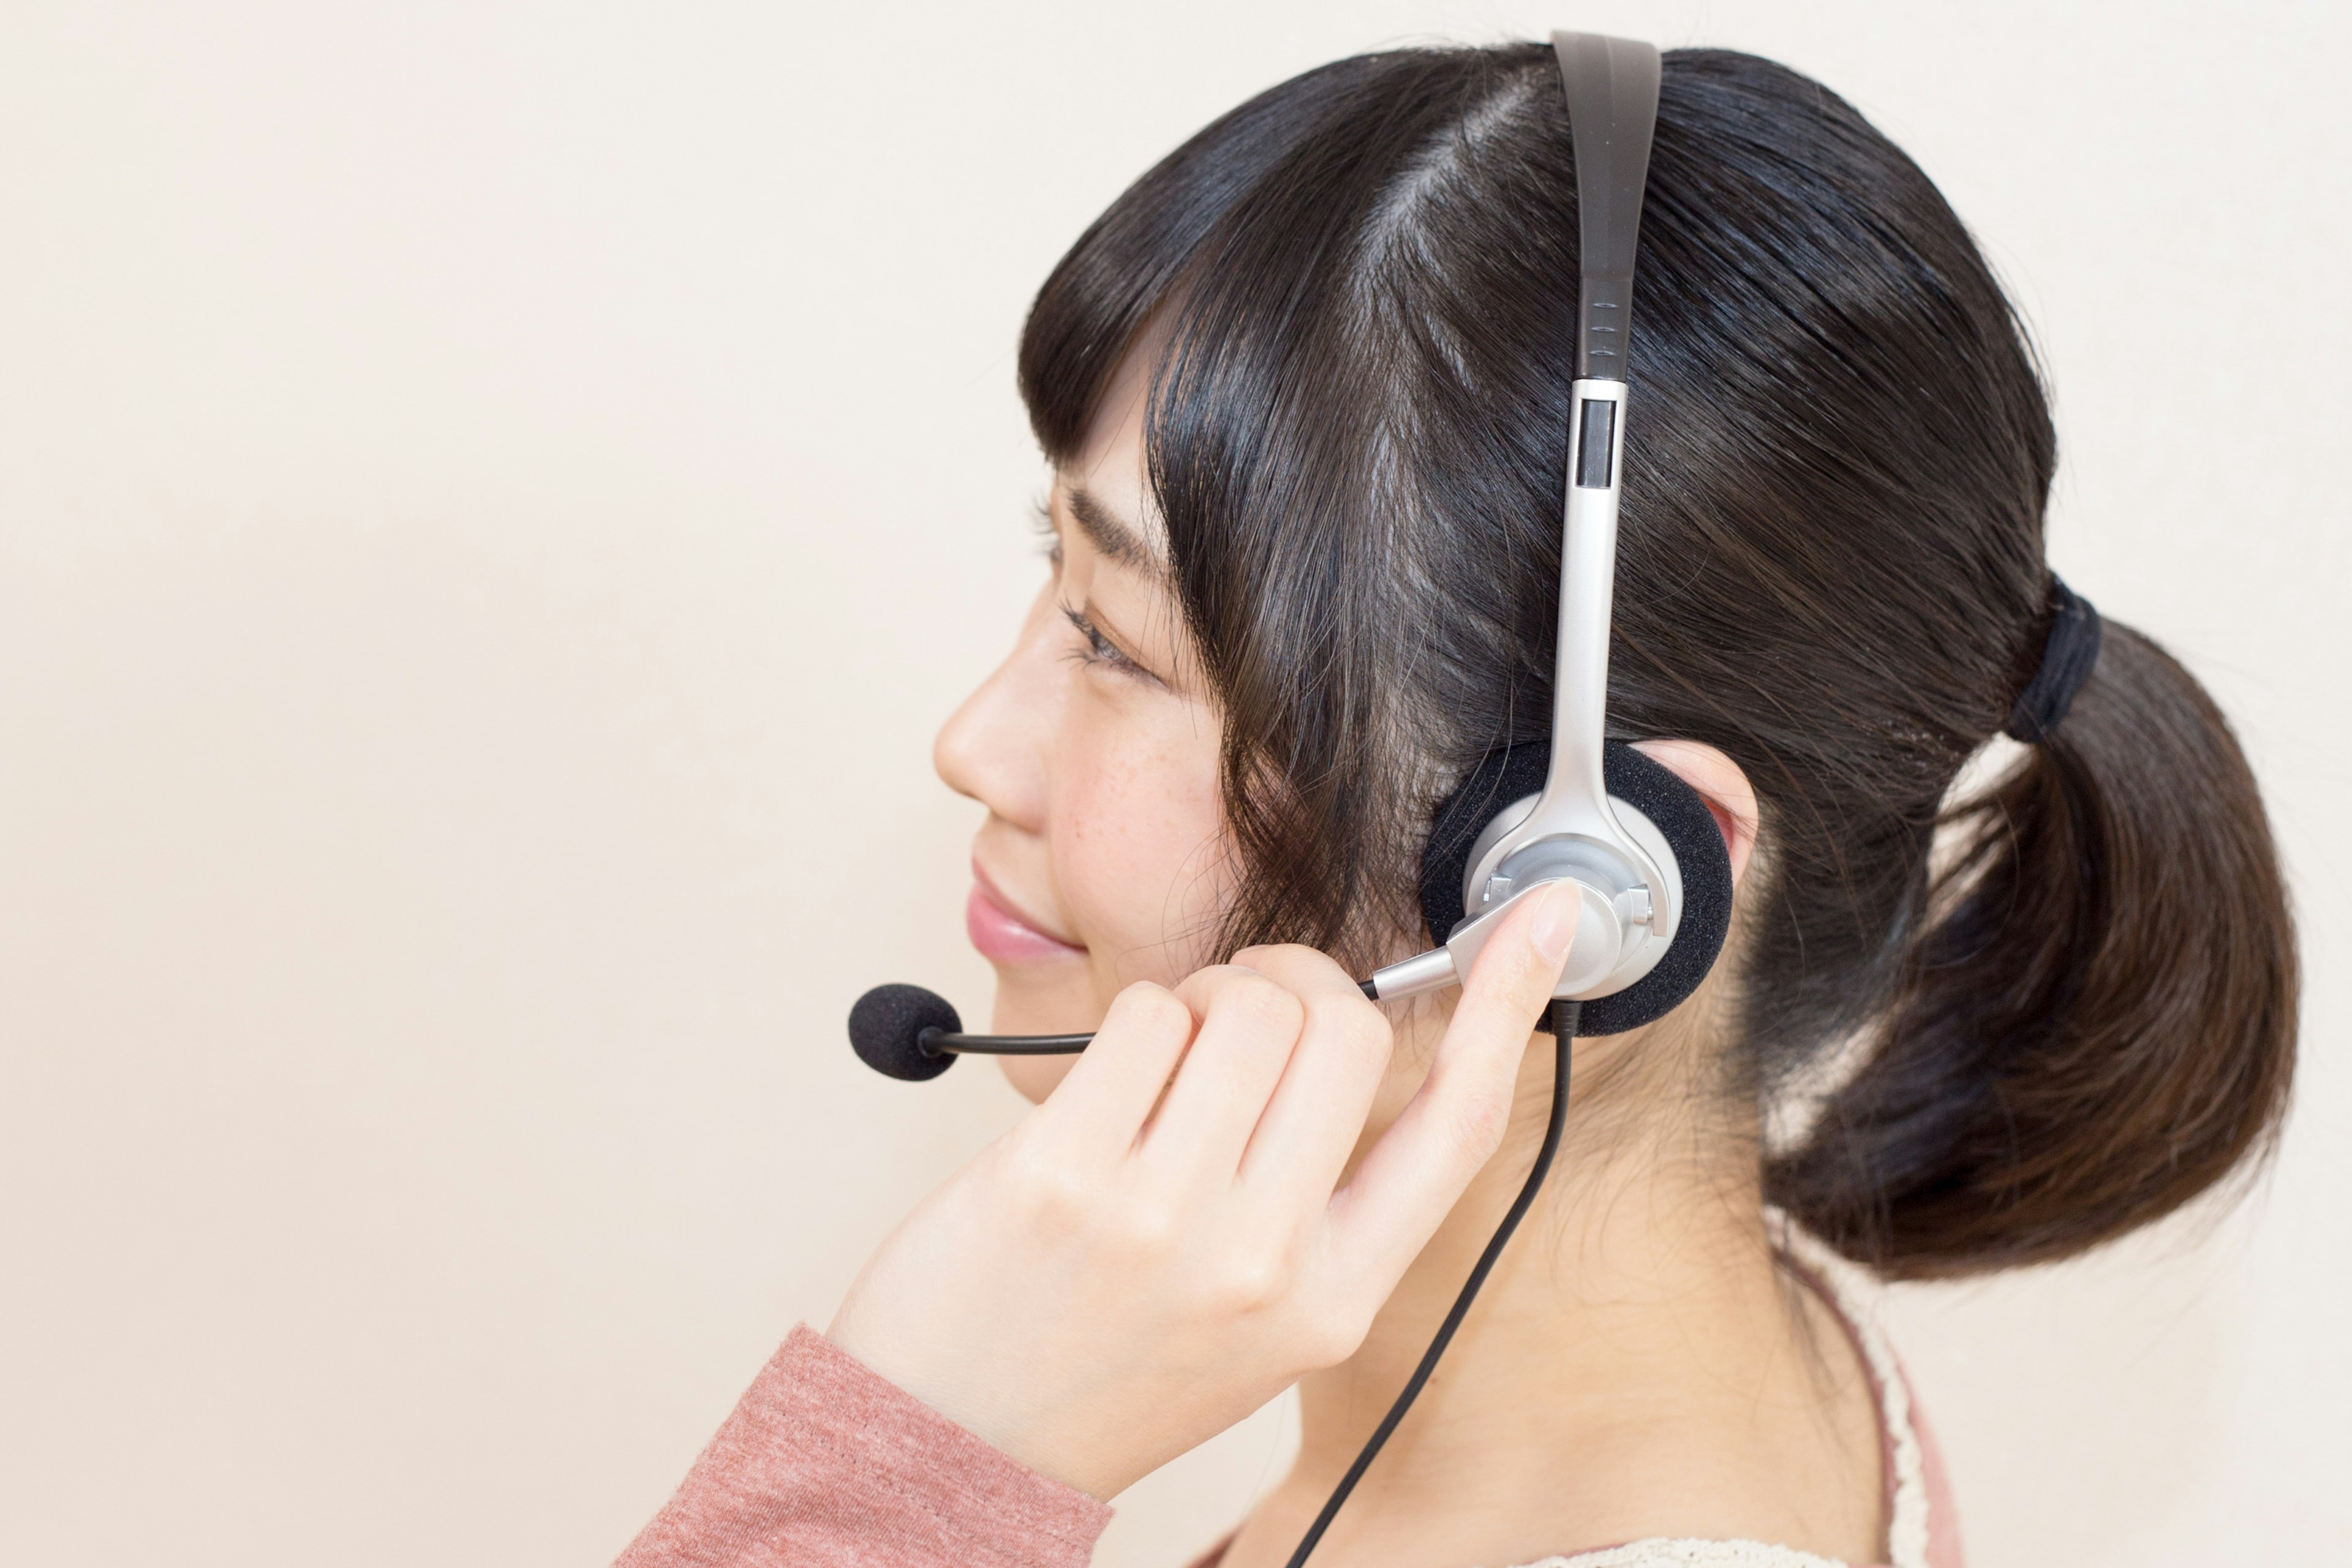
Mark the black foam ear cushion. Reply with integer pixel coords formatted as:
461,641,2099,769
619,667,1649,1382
1419,739,1734,1037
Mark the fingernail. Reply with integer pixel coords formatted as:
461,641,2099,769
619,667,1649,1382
1529,881,1582,967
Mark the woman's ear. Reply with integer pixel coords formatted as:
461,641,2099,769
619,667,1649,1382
1629,739,1759,886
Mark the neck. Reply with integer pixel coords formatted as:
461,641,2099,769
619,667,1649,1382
1220,1014,1885,1568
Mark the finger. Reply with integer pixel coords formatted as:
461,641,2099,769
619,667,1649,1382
1137,964,1308,1183
1326,880,1580,1287
1030,981,1197,1163
1227,944,1395,1197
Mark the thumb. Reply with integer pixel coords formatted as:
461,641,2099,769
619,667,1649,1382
1324,880,1581,1282
1433,878,1581,1098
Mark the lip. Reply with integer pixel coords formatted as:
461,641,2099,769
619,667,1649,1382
967,863,1088,965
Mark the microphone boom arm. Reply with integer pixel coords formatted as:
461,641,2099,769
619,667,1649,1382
914,937,1488,1063
919,1028,1096,1058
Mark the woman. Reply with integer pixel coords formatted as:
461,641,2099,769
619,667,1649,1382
618,38,2296,1568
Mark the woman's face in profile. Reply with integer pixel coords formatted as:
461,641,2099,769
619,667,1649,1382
933,365,1231,1102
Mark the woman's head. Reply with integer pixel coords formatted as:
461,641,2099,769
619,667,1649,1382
940,42,2298,1279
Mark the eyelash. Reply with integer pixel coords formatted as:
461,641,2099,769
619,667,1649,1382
1061,605,1148,679
1031,500,1063,571
1036,499,1156,685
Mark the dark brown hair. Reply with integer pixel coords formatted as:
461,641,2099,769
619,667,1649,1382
1015,43,2297,1278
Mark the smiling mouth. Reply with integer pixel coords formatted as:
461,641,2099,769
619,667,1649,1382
966,865,1088,965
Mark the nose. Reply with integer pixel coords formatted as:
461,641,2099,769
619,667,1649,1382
934,582,1063,834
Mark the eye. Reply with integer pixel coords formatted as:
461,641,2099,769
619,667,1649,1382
1061,605,1153,682
1031,499,1063,573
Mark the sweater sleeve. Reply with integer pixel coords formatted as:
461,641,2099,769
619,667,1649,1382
615,1325,1114,1568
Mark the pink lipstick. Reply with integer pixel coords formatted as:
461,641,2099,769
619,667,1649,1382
966,867,1087,965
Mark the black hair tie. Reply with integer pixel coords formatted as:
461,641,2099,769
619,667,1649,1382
2003,576,2102,744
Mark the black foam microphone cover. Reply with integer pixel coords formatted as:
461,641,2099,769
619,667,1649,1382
1419,739,1733,1037
848,983,962,1081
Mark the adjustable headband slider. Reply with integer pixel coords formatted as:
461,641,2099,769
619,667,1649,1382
1551,32,1661,382
2003,576,2102,744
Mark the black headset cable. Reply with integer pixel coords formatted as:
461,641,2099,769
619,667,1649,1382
1283,997,1581,1567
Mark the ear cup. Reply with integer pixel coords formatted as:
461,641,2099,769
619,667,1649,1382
1419,742,1552,948
1419,739,1734,1036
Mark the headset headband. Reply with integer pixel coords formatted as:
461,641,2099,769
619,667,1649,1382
1400,31,1699,1019
1552,33,1661,382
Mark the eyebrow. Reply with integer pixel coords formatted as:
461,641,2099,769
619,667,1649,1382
1064,484,1158,573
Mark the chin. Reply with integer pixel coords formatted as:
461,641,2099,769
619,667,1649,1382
997,1052,1079,1104
986,957,1099,1103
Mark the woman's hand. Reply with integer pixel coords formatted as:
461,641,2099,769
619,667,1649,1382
824,882,1581,1499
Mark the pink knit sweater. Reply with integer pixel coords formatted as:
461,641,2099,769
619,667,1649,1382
614,1325,1109,1568
617,1305,1961,1568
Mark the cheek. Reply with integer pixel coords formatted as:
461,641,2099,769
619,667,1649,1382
1054,709,1230,995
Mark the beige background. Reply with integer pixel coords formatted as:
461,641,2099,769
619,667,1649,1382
2,2,2345,1563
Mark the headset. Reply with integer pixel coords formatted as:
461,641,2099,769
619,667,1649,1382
846,33,1732,1566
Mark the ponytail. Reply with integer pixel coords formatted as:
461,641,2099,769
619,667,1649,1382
1769,624,2300,1277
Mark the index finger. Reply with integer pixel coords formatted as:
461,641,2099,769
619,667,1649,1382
1137,964,1308,1183
1224,944,1395,1194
